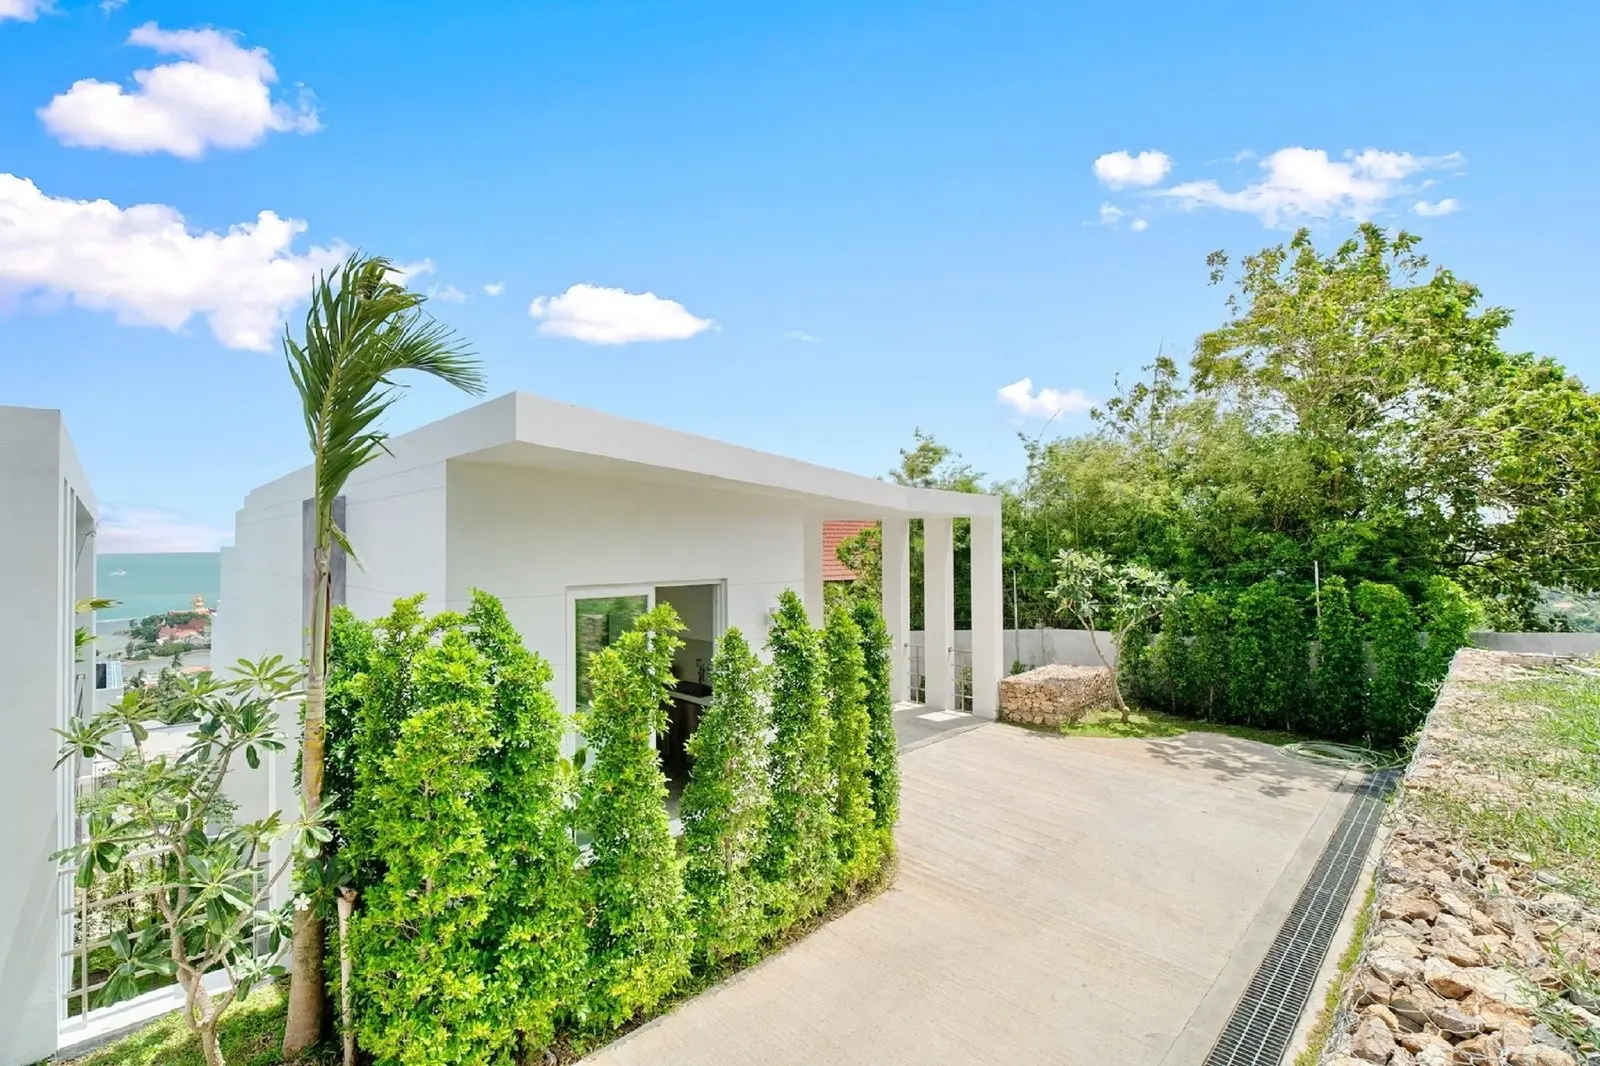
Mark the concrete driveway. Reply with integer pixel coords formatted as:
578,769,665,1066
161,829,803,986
585,721,1354,1066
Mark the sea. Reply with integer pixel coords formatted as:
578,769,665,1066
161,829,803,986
96,552,222,625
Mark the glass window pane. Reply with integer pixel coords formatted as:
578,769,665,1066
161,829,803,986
574,595,648,708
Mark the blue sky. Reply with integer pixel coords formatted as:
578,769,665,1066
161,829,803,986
2,0,1596,551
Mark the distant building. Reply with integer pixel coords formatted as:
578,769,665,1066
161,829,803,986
822,520,878,584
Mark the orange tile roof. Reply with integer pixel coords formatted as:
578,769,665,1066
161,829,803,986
823,520,878,582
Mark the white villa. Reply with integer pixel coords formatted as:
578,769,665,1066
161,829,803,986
216,392,1004,786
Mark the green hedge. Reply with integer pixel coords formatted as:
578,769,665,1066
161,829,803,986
1139,576,1468,748
682,627,772,964
332,589,900,1065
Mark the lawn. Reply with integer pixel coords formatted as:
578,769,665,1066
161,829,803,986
1057,705,1301,747
55,985,329,1066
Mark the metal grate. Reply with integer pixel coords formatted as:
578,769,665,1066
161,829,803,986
1202,768,1397,1066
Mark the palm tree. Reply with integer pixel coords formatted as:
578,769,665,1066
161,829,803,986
280,253,485,1057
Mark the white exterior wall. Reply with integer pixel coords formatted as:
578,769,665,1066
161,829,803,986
445,460,806,718
0,407,96,1066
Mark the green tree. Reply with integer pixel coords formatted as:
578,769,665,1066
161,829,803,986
761,590,837,921
578,604,691,1026
1418,576,1477,690
1047,549,1185,721
851,600,899,845
54,659,316,1066
465,591,586,1053
1311,577,1365,738
1356,582,1423,748
280,252,484,1055
823,604,879,888
681,628,772,963
1227,580,1310,731
831,524,883,609
348,629,503,1066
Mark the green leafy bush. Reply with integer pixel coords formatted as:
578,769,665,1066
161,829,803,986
1419,576,1477,690
465,592,586,1051
348,628,503,1066
578,604,692,1026
682,627,772,964
762,590,837,922
851,600,899,843
823,604,879,888
1311,576,1366,738
1228,580,1309,730
1357,581,1423,747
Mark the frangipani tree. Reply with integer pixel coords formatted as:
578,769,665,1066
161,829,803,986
54,659,323,1066
281,253,484,1056
1047,549,1186,721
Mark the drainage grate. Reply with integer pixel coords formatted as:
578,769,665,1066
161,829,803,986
1202,768,1398,1066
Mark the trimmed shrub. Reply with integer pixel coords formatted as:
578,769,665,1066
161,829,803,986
682,627,772,964
1419,576,1476,690
1311,576,1366,738
1228,579,1309,730
349,628,503,1066
1155,591,1233,720
323,605,376,854
762,590,837,922
465,591,586,1051
851,600,899,843
577,604,692,1026
823,604,879,888
1357,581,1423,748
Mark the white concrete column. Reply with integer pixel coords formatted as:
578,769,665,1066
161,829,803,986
881,516,911,703
802,515,825,627
970,510,1003,720
923,515,955,710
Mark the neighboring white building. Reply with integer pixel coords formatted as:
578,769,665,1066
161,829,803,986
215,391,1003,860
0,407,97,1066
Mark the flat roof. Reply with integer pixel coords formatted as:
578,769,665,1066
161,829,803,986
252,392,997,520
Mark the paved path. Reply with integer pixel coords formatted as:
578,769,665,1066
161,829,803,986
586,722,1355,1066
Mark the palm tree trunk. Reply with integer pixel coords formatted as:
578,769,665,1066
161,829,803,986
283,548,330,1056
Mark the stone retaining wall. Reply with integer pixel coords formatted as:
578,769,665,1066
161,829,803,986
1320,650,1600,1066
997,664,1113,728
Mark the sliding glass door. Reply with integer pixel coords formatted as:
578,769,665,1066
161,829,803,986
570,587,653,712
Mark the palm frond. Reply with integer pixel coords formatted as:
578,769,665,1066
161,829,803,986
283,251,486,535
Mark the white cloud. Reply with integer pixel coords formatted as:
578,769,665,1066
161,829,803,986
1093,150,1173,189
38,22,319,158
782,329,823,343
1096,203,1125,226
98,505,231,552
0,0,52,22
432,284,467,303
0,173,344,350
997,378,1094,419
528,283,714,345
384,258,433,288
1130,218,1149,232
1412,197,1461,217
1157,147,1464,227
483,281,504,296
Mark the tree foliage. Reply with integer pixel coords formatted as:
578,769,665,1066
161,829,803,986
1228,579,1310,731
1311,576,1365,739
1047,549,1183,719
681,627,772,964
1356,581,1424,748
761,590,837,921
822,604,879,887
1419,576,1477,691
577,604,692,1026
54,659,313,1066
851,600,899,843
974,226,1598,630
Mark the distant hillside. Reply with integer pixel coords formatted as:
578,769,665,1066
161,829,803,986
1540,587,1600,632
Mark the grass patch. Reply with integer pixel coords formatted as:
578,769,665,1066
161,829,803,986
1415,664,1600,903
1291,879,1376,1066
56,984,331,1066
1057,705,1301,747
